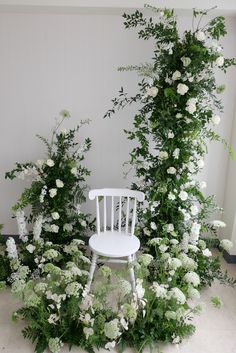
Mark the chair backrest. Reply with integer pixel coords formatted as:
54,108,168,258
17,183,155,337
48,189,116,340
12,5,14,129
89,188,145,236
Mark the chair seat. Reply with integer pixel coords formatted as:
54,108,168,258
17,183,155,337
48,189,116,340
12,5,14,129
89,231,140,258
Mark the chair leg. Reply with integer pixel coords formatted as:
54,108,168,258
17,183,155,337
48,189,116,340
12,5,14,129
128,255,136,293
87,253,98,292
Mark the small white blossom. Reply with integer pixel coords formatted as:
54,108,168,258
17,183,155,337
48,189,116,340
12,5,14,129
216,56,224,67
173,148,180,159
51,224,59,233
105,341,116,351
200,181,207,189
167,223,174,233
197,159,205,169
150,222,157,230
151,282,168,298
190,205,199,216
71,167,77,176
168,192,176,201
6,237,18,259
33,215,43,240
167,130,174,138
212,114,221,125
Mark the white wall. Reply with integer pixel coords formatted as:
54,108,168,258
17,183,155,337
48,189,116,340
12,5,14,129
0,12,236,235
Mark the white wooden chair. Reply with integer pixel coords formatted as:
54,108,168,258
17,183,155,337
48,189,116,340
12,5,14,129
87,188,145,292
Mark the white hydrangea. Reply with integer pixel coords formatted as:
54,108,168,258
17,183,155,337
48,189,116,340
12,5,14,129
183,271,200,287
151,282,168,298
118,279,132,296
50,224,59,233
190,222,201,243
48,337,63,353
197,159,205,169
220,239,233,252
211,220,226,228
188,287,200,300
202,248,212,257
170,258,182,270
200,181,207,189
63,223,73,232
65,282,83,297
104,319,121,340
166,223,174,233
170,287,186,304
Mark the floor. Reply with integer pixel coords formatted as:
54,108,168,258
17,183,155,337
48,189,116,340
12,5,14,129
0,257,236,353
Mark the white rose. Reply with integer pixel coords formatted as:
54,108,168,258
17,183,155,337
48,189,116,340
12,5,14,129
56,179,64,188
181,56,191,67
179,191,188,201
167,167,176,175
150,222,157,230
26,244,36,253
46,159,55,167
177,83,189,95
212,114,221,125
197,159,204,169
71,167,77,176
190,205,199,216
220,239,233,252
146,86,158,97
159,151,168,160
195,30,206,41
172,70,181,81
49,188,57,198
216,56,224,67
51,212,60,220
186,103,196,114
202,248,212,257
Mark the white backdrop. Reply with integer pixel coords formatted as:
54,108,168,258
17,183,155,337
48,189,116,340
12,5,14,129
0,11,236,236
